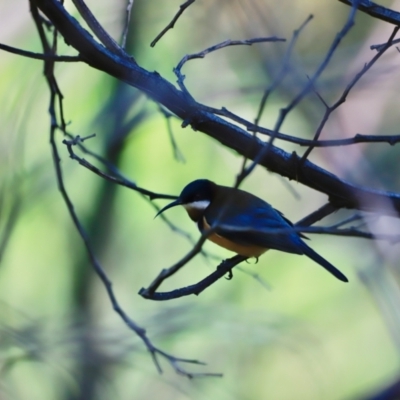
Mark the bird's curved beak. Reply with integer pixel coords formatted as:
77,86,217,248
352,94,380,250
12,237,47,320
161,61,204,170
155,199,182,218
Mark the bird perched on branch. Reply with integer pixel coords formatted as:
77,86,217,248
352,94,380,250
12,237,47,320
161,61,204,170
156,179,348,282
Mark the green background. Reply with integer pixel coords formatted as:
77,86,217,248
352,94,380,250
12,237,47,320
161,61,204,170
1,1,400,399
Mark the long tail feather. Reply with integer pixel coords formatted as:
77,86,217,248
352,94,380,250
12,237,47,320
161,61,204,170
300,242,348,282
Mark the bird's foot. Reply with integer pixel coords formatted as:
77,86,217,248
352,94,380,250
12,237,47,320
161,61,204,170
245,257,259,264
217,259,234,280
225,269,233,280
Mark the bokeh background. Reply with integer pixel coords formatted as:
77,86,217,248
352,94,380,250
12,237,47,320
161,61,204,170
1,0,400,399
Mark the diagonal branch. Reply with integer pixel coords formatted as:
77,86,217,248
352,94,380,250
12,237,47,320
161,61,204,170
151,0,195,47
32,0,400,217
204,106,400,147
236,0,361,186
140,208,399,301
70,0,128,58
338,0,400,25
300,25,400,163
254,14,313,126
174,37,286,95
120,0,134,49
30,0,220,377
0,42,81,61
63,135,176,200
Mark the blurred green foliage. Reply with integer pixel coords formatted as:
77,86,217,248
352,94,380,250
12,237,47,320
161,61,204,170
1,1,400,399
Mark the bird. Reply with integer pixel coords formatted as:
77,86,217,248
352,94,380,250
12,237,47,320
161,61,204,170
156,179,348,282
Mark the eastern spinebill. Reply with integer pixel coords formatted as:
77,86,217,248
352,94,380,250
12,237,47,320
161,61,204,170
156,179,347,282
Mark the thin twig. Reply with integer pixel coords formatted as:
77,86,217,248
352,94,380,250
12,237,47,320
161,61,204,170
63,136,176,200
295,203,338,227
33,0,400,216
121,0,134,49
151,0,195,47
63,132,215,261
254,15,313,126
139,255,247,301
300,26,399,163
31,1,218,377
371,38,400,51
338,0,400,25
140,221,398,301
202,104,400,147
174,37,286,95
0,42,81,61
238,15,313,183
236,266,273,291
140,226,220,296
236,0,361,187
0,189,21,263
71,0,128,58
158,106,185,162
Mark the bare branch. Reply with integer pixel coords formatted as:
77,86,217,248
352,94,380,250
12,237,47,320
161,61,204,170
236,15,313,182
0,42,81,61
63,136,176,200
236,266,273,291
338,0,400,25
295,203,339,227
32,1,400,215
236,0,361,186
371,38,400,51
174,37,286,95
71,0,129,58
300,25,399,163
30,1,218,377
0,190,21,263
120,0,134,49
158,106,185,162
151,0,195,47
203,105,400,147
139,255,247,301
254,15,313,126
139,226,222,297
140,222,399,301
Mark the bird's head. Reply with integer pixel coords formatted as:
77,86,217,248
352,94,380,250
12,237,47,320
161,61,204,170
155,179,216,220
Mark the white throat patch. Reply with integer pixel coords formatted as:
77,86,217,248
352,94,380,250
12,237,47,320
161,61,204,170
183,200,210,211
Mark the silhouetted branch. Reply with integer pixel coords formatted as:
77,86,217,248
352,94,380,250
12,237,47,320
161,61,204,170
371,38,400,51
32,0,400,216
31,1,219,377
151,0,196,47
205,105,400,147
140,201,400,301
139,226,221,297
300,25,399,163
63,132,217,262
120,0,134,49
0,189,21,264
295,203,339,227
63,135,176,200
237,0,361,186
254,14,313,126
174,37,286,95
338,0,400,25
70,0,127,58
158,106,185,162
0,42,81,61
140,255,247,301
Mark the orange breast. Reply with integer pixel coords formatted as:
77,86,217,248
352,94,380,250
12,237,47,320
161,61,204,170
203,217,268,258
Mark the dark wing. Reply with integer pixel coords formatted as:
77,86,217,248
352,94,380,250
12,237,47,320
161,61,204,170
204,202,305,255
204,204,348,282
203,186,347,282
275,209,308,240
